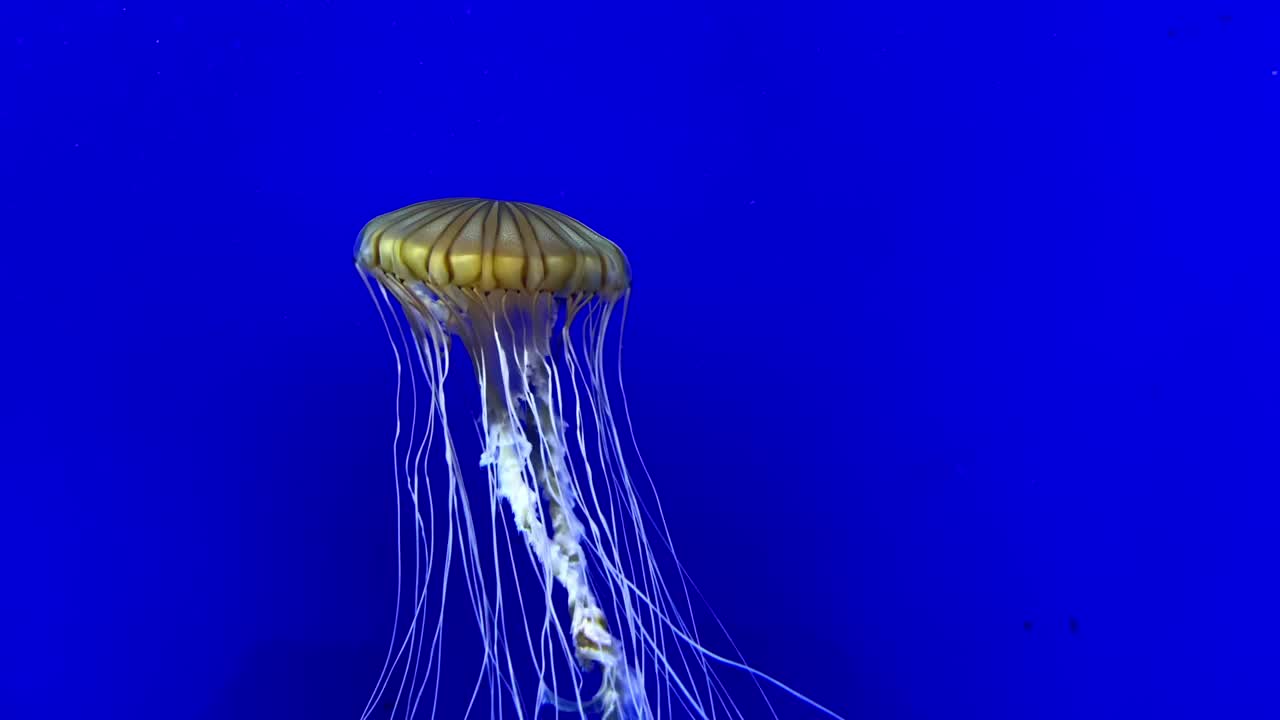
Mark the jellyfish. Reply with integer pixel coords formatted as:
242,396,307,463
354,198,843,720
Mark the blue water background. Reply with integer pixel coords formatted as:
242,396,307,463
4,1,1279,718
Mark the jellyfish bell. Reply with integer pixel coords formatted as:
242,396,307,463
356,197,630,298
354,198,843,720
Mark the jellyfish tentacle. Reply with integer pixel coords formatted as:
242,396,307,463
467,290,652,720
523,343,654,720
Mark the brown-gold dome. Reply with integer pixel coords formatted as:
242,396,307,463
356,198,630,298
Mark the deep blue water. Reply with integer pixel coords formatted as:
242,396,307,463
4,2,1279,718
